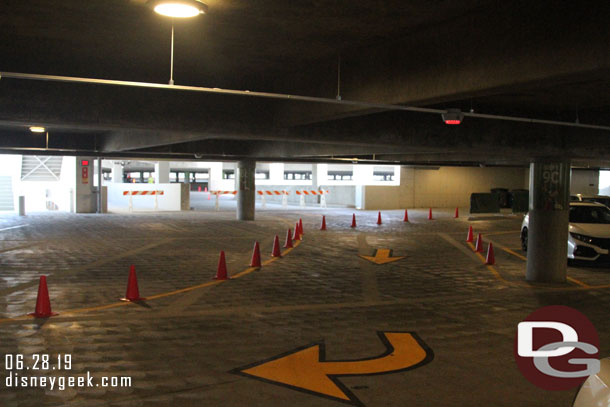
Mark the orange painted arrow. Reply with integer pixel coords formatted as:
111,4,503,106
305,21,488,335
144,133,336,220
359,248,405,264
233,332,433,406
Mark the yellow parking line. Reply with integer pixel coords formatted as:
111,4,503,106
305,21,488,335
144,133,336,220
498,246,591,288
501,247,526,261
484,230,521,236
566,277,590,288
466,242,510,284
467,241,596,289
0,237,303,323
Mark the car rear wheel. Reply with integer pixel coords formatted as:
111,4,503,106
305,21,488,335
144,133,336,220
521,228,528,251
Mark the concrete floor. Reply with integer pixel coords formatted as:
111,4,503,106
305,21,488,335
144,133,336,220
0,208,608,406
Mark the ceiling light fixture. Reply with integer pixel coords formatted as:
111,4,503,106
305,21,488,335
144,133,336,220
29,126,45,133
147,0,207,85
150,0,208,18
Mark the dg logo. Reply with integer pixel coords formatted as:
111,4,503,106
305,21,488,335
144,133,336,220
514,305,600,391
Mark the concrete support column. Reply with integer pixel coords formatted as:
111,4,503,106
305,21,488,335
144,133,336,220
314,164,328,189
354,164,374,184
237,160,255,220
208,163,222,191
311,164,327,204
526,160,571,283
155,161,170,184
75,156,96,213
269,163,284,184
399,166,416,208
111,162,123,183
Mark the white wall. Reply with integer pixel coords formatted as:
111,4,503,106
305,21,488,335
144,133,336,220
598,171,610,196
107,183,187,212
570,169,599,195
360,166,528,210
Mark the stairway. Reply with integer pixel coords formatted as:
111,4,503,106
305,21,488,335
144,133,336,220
0,176,14,211
21,156,63,181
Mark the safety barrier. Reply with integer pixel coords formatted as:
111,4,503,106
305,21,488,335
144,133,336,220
295,190,330,208
123,190,165,211
209,189,331,210
211,191,238,195
257,190,289,208
210,191,237,210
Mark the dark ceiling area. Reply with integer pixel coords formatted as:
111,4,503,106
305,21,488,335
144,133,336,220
1,0,610,165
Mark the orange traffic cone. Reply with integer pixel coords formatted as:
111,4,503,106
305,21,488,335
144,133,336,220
403,209,409,222
250,241,262,268
214,251,229,280
271,235,282,257
428,208,433,220
377,211,382,225
351,214,357,228
204,186,208,192
454,207,459,218
299,218,304,235
320,216,327,231
198,186,201,192
29,276,58,318
294,222,302,240
121,265,145,301
475,234,484,252
466,226,474,242
284,229,294,248
485,242,495,265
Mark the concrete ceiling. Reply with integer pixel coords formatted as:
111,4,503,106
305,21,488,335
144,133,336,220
1,0,610,166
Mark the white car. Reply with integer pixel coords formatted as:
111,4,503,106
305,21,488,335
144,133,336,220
521,202,610,262
572,357,610,406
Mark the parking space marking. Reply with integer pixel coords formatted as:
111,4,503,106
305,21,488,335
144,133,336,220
0,225,27,232
466,242,510,284
566,277,591,288
483,230,521,236
0,239,302,324
0,242,42,254
441,231,605,290
500,247,526,261
357,233,381,302
438,233,509,284
0,238,177,297
490,240,592,288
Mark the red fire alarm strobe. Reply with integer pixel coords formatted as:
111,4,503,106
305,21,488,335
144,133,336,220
442,109,464,125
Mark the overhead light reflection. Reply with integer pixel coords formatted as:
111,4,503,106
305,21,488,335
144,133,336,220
151,0,207,18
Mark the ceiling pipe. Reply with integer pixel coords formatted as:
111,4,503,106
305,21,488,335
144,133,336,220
1,71,610,132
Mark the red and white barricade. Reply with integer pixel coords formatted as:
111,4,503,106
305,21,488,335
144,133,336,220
122,190,165,211
257,190,289,208
295,190,330,208
210,191,238,210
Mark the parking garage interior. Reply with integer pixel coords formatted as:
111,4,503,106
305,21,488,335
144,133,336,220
1,1,610,406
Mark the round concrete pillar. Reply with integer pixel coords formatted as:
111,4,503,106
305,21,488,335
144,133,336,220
237,160,256,221
526,160,570,283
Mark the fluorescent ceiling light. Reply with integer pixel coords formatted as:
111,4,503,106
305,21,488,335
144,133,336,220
149,0,208,18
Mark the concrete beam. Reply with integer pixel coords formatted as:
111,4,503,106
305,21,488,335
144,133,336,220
274,3,610,126
132,110,610,164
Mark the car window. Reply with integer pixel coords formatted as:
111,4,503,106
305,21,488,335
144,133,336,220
593,198,610,207
569,206,610,224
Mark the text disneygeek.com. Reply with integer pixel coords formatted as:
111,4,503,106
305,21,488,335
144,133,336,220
3,354,132,391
